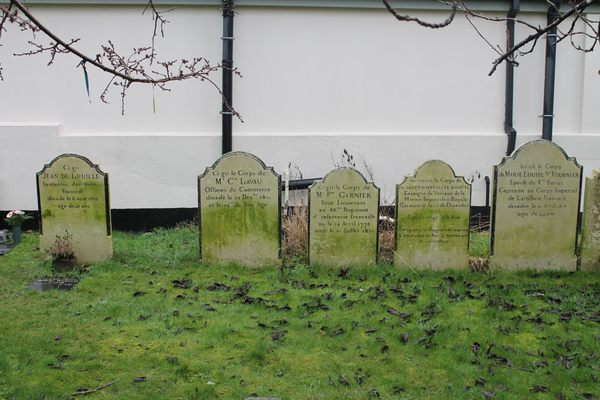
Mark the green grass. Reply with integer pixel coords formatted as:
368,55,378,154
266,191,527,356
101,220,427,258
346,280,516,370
469,231,490,259
0,226,599,399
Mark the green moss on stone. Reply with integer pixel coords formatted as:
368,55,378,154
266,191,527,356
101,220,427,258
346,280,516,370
491,141,581,270
37,155,112,264
309,168,379,267
199,152,280,267
395,160,470,270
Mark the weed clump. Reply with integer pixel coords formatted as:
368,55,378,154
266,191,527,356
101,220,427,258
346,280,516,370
282,206,308,263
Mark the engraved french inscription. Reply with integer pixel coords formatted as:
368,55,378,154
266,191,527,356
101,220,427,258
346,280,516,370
37,154,112,264
199,152,280,267
309,168,379,267
395,160,470,270
491,140,581,270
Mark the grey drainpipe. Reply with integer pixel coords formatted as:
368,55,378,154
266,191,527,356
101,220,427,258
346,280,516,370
505,0,519,155
221,0,234,154
542,0,562,141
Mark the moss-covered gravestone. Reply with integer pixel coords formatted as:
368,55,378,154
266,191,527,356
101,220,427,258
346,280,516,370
395,160,471,270
581,170,600,271
309,168,379,267
37,154,112,264
198,152,281,267
491,140,582,270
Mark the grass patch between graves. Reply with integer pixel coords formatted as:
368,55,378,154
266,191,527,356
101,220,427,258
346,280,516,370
0,226,599,399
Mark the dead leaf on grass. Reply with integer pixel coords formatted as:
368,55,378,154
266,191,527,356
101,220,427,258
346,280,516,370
387,308,412,320
206,282,230,291
354,368,368,386
271,330,288,341
338,375,350,386
529,385,550,393
172,279,192,289
329,327,345,337
392,385,405,394
264,288,287,296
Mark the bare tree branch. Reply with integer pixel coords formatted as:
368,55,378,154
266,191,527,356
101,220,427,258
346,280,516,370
464,13,503,56
0,0,243,119
14,38,80,66
488,0,593,75
142,0,173,64
382,0,457,29
6,0,210,84
382,0,600,76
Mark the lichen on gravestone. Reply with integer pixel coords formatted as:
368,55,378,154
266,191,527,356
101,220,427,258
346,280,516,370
37,154,112,264
395,160,471,270
198,152,281,267
308,167,379,267
581,170,600,271
490,140,582,271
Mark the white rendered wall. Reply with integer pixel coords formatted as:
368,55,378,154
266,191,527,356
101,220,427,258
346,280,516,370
0,4,599,210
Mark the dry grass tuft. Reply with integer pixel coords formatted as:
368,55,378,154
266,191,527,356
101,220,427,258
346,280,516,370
282,205,398,265
282,206,308,261
378,217,395,265
469,257,490,273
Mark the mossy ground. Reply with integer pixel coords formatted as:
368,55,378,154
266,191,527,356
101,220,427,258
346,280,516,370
0,226,599,399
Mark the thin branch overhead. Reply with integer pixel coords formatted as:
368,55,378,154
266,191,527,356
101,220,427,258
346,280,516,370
382,0,457,28
382,0,600,75
142,0,174,64
0,0,242,118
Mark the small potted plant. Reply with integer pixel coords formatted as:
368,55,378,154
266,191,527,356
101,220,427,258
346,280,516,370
4,210,32,245
49,231,77,272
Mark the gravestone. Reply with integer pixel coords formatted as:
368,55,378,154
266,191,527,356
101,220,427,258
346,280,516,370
309,168,379,267
0,230,11,255
198,152,280,267
395,160,471,270
37,154,112,264
490,140,582,270
581,170,600,271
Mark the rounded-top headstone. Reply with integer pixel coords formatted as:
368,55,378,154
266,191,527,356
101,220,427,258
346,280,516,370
395,160,471,270
581,170,600,271
37,154,112,264
491,140,582,270
308,167,379,267
198,152,281,267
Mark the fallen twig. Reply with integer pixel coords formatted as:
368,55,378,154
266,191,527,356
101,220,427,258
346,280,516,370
71,381,117,397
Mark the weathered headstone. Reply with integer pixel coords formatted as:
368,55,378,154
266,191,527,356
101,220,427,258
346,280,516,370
0,230,11,255
309,168,379,267
490,140,582,270
37,154,112,264
395,160,471,270
581,170,600,271
198,152,280,267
